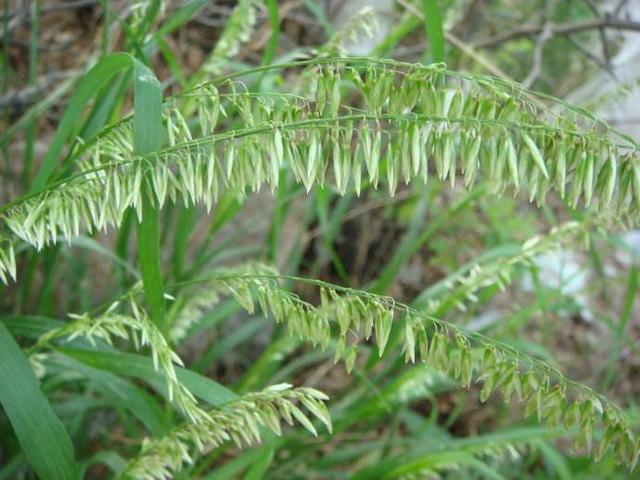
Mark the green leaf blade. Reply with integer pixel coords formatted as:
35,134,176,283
0,322,78,479
422,0,445,63
132,59,167,332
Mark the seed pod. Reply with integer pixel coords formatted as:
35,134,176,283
386,143,397,196
450,89,463,118
420,124,433,184
404,319,416,363
315,73,327,113
197,99,210,136
504,364,523,402
498,96,518,121
113,167,122,210
274,129,284,167
174,109,192,142
489,138,504,193
494,138,508,194
575,415,595,454
209,86,220,131
583,151,595,207
480,369,498,403
333,138,343,194
604,152,617,207
361,122,373,177
341,131,351,194
595,424,618,462
463,132,481,187
400,128,411,184
429,331,449,372
370,130,381,187
403,75,420,112
410,123,422,176
372,70,393,111
569,151,586,208
506,135,519,189
5,244,15,281
226,139,236,180
166,111,176,146
522,132,549,179
618,161,632,211
563,400,582,431
289,142,305,184
445,132,456,187
542,385,566,426
434,130,449,181
353,142,363,196
417,326,429,362
462,92,477,116
632,160,640,209
528,165,542,203
0,258,7,284
375,310,392,355
477,95,497,120
345,344,357,373
306,132,320,192
440,89,457,117
460,347,472,388
555,146,567,198
423,84,438,114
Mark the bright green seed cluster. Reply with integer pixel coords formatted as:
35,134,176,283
422,220,590,317
34,295,208,424
120,384,331,480
201,267,640,469
1,59,638,282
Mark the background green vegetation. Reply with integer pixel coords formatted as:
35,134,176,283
1,1,639,478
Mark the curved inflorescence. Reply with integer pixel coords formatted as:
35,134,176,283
1,58,638,284
33,294,209,424
120,384,331,480
185,264,639,469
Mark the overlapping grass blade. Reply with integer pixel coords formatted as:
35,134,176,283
0,322,77,479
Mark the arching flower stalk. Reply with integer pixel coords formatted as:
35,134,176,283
180,264,639,469
120,384,331,480
1,59,638,276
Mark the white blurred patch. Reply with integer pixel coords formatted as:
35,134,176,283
614,230,640,268
328,0,394,55
521,249,593,320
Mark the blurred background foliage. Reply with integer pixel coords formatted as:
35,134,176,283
1,0,640,478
